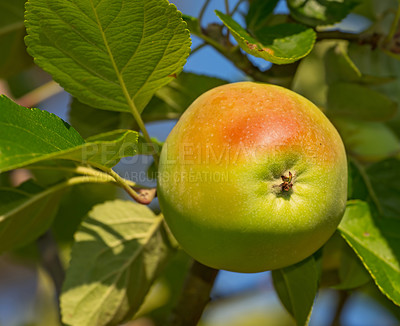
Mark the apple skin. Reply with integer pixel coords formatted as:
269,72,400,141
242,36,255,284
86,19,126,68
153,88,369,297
157,82,347,273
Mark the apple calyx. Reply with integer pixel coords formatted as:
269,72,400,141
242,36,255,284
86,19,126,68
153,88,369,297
272,171,295,194
280,171,294,192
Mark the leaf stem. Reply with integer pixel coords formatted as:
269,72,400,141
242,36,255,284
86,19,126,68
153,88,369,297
27,164,155,203
58,175,115,188
166,260,219,326
90,2,159,167
105,168,156,204
384,3,400,44
28,165,115,182
125,97,159,168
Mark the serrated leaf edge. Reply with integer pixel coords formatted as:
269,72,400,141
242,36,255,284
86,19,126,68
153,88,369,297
215,10,316,63
338,200,400,307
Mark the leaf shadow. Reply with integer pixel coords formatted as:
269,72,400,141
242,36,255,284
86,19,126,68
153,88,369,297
61,215,174,324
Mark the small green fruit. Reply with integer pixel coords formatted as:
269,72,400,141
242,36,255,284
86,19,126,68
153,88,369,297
157,82,347,273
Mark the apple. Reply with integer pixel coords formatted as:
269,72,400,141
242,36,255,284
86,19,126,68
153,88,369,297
157,82,347,273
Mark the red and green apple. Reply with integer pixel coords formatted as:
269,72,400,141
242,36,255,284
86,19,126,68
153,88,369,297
157,82,347,273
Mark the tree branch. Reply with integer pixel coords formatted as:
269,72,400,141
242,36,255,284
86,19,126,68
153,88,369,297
317,30,383,50
200,24,298,87
316,31,362,42
166,260,219,326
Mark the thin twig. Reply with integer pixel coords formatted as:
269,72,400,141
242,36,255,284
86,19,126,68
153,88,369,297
166,260,219,326
199,0,212,25
231,0,245,15
190,42,207,56
316,31,362,42
197,32,227,53
224,0,231,42
224,0,230,15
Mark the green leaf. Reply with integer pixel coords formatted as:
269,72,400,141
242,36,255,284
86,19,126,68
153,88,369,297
0,95,140,171
25,0,191,113
335,239,371,290
68,72,226,134
367,158,400,219
69,97,128,139
324,44,362,83
272,255,319,326
327,83,397,121
292,40,334,107
333,117,400,162
144,250,192,323
321,231,370,290
348,44,400,104
348,44,400,138
52,183,116,245
82,130,139,167
0,179,64,252
359,74,397,86
246,0,279,33
0,95,83,171
0,0,33,77
347,159,370,201
141,72,227,122
150,72,227,118
61,200,176,326
216,10,316,64
253,23,316,64
325,42,395,86
287,0,360,26
338,200,400,305
348,158,400,222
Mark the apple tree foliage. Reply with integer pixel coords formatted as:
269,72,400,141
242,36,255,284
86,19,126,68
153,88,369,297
0,0,400,325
